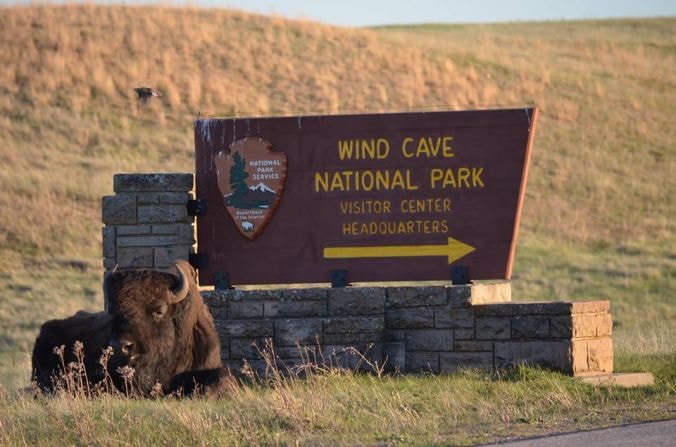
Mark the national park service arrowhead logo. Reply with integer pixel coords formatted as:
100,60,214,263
215,138,287,240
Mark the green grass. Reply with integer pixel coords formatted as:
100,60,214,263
0,360,673,446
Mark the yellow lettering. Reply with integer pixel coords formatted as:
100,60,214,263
391,170,405,189
338,140,353,160
430,168,443,189
443,169,458,188
472,167,484,187
458,167,470,188
330,172,345,191
442,136,454,157
315,172,329,192
361,171,374,191
417,137,431,157
361,140,375,159
376,138,390,159
405,170,418,190
401,137,414,158
375,170,390,190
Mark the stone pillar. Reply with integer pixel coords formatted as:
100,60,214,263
101,173,195,272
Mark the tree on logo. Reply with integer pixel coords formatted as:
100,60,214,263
228,151,249,208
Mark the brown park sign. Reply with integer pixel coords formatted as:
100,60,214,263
194,108,538,286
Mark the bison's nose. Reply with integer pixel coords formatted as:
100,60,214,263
110,338,135,357
120,341,135,357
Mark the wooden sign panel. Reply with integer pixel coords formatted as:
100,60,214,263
195,108,538,286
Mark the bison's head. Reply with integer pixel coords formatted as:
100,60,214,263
103,260,200,392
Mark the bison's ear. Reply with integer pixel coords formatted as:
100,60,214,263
168,260,193,303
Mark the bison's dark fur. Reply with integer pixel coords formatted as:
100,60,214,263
31,260,226,396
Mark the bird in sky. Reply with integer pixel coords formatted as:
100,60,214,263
134,87,162,105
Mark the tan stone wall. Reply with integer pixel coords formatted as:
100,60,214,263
203,286,613,376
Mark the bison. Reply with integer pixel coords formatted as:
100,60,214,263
31,260,228,396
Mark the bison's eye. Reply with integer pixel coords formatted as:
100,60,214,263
149,301,168,322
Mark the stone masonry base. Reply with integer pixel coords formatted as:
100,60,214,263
203,285,613,376
102,173,614,377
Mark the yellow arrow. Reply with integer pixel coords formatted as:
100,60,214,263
323,237,475,264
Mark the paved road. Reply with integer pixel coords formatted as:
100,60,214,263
483,419,676,446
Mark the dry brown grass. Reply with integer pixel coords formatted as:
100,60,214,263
0,5,673,359
2,339,673,446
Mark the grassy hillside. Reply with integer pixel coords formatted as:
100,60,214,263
0,6,674,444
0,6,673,359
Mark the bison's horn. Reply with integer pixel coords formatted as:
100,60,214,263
169,260,193,303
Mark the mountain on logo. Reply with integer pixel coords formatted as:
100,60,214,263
250,182,275,193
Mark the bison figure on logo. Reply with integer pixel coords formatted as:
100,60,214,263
31,260,228,396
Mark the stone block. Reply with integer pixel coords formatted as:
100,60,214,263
230,338,263,359
494,341,572,373
153,245,191,268
274,346,312,360
434,308,474,328
476,318,510,340
406,329,453,351
137,192,191,205
229,301,264,319
178,223,195,244
226,289,283,301
550,316,573,338
220,345,230,360
116,235,179,248
137,205,189,224
469,282,512,305
573,314,600,338
454,329,475,340
453,340,493,352
206,300,228,320
447,285,472,307
218,320,274,338
203,290,229,305
571,301,610,314
383,342,406,371
116,225,152,235
511,316,550,338
571,313,613,338
406,353,439,373
440,352,493,373
264,300,327,318
275,319,322,346
386,307,434,329
328,287,385,315
587,338,613,373
323,332,381,344
323,344,383,371
578,372,652,387
596,314,613,337
386,286,447,308
114,173,193,192
281,288,328,301
151,224,179,235
323,317,384,334
102,226,115,258
571,339,589,374
385,330,406,342
474,302,572,316
116,247,153,268
102,195,136,224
